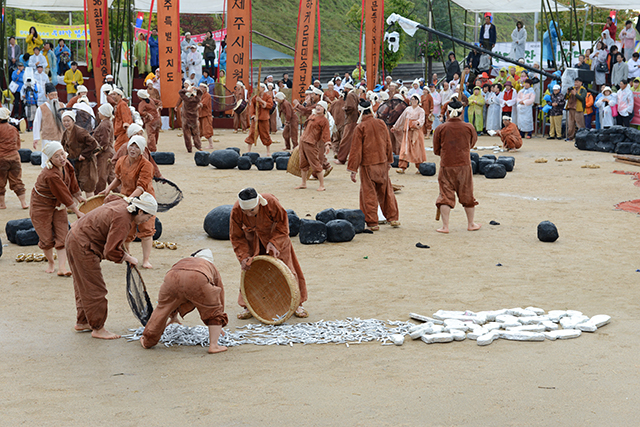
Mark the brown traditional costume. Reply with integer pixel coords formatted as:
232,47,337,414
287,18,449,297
141,257,229,348
93,118,115,193
394,105,427,169
61,124,98,193
113,144,162,179
114,155,156,241
198,90,214,139
328,96,345,154
138,98,162,152
433,116,478,209
269,92,278,133
66,195,136,331
233,86,249,132
421,92,434,134
280,99,299,150
299,113,331,176
336,91,359,163
230,193,307,307
347,115,399,227
113,99,132,153
30,161,80,250
178,87,204,152
244,91,273,148
0,122,26,199
500,121,523,150
323,89,340,103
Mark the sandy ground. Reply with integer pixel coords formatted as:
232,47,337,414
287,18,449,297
1,127,639,426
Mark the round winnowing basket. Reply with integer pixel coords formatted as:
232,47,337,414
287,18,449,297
240,255,300,325
78,193,124,214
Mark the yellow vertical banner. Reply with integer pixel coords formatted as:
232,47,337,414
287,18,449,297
292,0,316,102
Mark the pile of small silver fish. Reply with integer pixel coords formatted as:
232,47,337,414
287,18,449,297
124,318,414,348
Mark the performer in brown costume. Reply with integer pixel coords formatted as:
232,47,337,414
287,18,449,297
335,83,359,164
232,81,249,133
0,107,28,209
61,110,98,197
295,101,331,192
392,94,427,174
198,83,214,149
323,82,340,103
137,89,162,152
421,89,434,138
94,104,116,194
66,192,156,340
347,100,400,231
268,83,278,133
230,188,308,319
244,83,273,155
111,124,163,179
496,116,523,151
328,93,346,156
432,99,481,234
176,83,204,152
140,249,228,354
110,88,132,153
275,92,298,150
30,142,84,276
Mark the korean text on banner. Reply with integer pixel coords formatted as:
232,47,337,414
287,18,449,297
227,0,252,90
16,19,88,41
86,0,112,85
365,0,383,89
157,0,182,108
292,0,317,102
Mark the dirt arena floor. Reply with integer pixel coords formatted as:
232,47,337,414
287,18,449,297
1,127,639,426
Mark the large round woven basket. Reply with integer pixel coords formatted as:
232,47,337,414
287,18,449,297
286,146,312,179
78,193,124,214
240,255,300,325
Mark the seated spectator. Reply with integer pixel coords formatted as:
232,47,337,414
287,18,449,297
574,54,591,70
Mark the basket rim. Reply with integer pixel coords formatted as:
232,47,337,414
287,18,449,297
240,255,300,325
78,193,124,214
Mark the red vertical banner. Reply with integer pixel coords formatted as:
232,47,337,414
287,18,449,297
227,0,252,89
157,0,181,108
365,0,382,89
86,0,111,85
292,0,316,102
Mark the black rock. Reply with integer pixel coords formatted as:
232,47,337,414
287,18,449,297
30,151,42,166
615,142,634,155
602,125,625,135
242,152,260,164
150,152,175,165
537,220,559,242
287,209,301,237
209,149,240,169
631,143,640,156
237,156,253,170
0,236,2,257
18,148,32,163
597,132,611,143
335,208,366,233
326,219,356,243
497,156,515,172
624,127,640,142
316,208,336,223
470,152,480,164
471,160,478,174
134,217,162,241
478,157,495,175
484,163,507,179
609,133,627,144
575,130,597,151
6,218,33,244
226,147,241,154
481,154,497,161
255,157,274,170
194,151,210,166
271,151,290,160
203,205,233,240
275,156,289,170
390,154,399,168
299,219,327,244
418,162,436,176
594,141,615,153
15,228,39,246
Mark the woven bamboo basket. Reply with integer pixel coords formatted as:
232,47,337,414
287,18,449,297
240,255,300,325
78,193,124,214
286,146,312,179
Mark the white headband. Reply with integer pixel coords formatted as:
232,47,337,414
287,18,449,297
98,103,113,118
125,192,157,215
193,248,214,264
61,110,76,121
127,135,147,152
43,141,65,169
238,193,268,210
448,103,464,118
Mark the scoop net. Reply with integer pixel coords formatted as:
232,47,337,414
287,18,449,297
209,82,237,113
126,262,154,326
152,177,183,212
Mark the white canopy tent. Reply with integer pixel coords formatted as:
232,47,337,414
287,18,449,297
6,0,224,14
6,0,113,11
134,0,224,14
580,0,640,11
449,0,569,14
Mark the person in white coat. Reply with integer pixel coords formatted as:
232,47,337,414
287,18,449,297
616,79,634,127
485,83,503,132
619,20,637,61
511,22,527,61
28,46,47,72
590,41,608,86
33,65,50,105
595,86,616,128
186,45,203,84
516,79,535,138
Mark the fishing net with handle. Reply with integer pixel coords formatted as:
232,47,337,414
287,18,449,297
126,262,154,326
152,177,184,213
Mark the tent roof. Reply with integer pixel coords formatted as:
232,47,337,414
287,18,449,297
134,0,224,14
252,43,293,61
6,0,113,11
449,0,569,14
580,0,640,10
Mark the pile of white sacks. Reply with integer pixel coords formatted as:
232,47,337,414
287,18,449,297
394,308,611,346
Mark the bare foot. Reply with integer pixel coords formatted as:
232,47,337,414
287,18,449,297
317,186,326,191
142,261,153,269
468,223,482,231
207,145,214,149
91,328,121,340
75,323,91,332
333,160,344,165
45,262,56,273
436,227,450,234
294,185,307,189
208,345,228,354
0,204,6,209
21,203,29,209
57,270,72,277
167,313,182,325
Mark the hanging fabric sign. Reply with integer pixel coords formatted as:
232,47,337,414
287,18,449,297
227,0,252,89
365,0,382,89
292,0,317,102
157,0,181,108
86,0,112,85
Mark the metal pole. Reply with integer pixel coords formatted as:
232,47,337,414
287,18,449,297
428,0,433,82
69,12,72,26
590,6,594,42
473,13,478,43
534,12,539,42
251,30,295,52
572,0,581,54
446,0,454,58
582,5,589,42
0,0,6,88
549,0,568,68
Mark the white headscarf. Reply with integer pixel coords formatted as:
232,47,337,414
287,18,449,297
137,90,149,100
0,108,10,120
125,192,157,215
193,248,214,264
127,123,144,138
98,103,113,118
61,110,76,121
43,141,65,169
238,191,268,210
127,135,147,152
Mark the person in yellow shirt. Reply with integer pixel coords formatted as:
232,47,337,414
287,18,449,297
64,61,83,102
26,26,44,55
